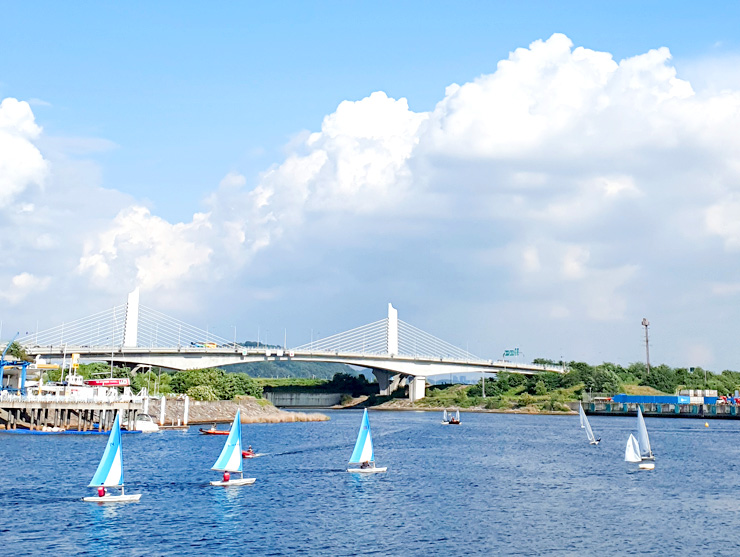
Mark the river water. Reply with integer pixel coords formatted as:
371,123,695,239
1,410,739,555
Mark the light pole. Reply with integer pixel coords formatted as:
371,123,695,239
641,318,651,375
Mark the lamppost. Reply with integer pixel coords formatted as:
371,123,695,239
641,318,650,376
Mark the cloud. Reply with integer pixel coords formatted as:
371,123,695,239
6,33,740,369
0,272,51,304
0,98,48,207
78,206,213,291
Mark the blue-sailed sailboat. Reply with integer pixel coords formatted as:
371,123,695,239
209,410,256,486
83,414,141,502
347,409,387,473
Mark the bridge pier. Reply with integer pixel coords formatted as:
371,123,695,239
373,369,402,396
409,376,426,401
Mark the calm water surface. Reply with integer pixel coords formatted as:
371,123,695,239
1,410,740,555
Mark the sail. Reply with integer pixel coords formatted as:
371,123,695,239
211,410,243,473
443,409,448,422
455,410,460,422
349,409,374,464
88,414,124,487
636,406,652,457
581,406,596,443
625,434,642,463
579,404,586,428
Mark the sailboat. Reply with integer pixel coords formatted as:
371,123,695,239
625,433,654,470
442,409,461,425
347,409,387,473
625,434,641,463
579,404,600,445
83,414,141,503
636,406,654,460
209,410,256,486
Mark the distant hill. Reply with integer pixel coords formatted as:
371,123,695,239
220,343,362,379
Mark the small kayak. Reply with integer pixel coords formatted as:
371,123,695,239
199,428,229,435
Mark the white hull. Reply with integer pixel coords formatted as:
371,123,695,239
83,493,142,503
209,477,256,486
347,466,387,473
638,462,655,470
589,441,600,445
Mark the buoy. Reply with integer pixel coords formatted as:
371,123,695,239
705,422,709,427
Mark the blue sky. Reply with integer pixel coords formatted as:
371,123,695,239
3,2,740,370
3,1,738,220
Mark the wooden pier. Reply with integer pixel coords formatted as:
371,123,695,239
0,397,144,432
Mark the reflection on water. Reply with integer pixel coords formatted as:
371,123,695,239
3,411,740,555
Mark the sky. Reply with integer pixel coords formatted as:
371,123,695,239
2,2,740,371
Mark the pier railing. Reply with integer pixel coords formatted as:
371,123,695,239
0,392,144,404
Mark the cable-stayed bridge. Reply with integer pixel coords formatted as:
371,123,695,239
17,289,564,400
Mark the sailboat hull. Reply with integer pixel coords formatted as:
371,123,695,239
347,466,387,473
82,493,142,503
638,462,655,470
209,478,256,486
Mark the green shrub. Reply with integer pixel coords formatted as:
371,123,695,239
187,385,218,401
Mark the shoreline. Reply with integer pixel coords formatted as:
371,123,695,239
147,396,329,425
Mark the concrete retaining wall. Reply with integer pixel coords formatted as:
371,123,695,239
264,392,342,407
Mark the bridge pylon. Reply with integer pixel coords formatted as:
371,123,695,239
123,288,140,348
387,303,398,356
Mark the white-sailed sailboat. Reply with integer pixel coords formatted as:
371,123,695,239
442,409,449,424
636,406,654,460
83,414,141,503
579,404,600,445
347,409,387,473
625,432,654,470
625,434,642,463
209,410,256,486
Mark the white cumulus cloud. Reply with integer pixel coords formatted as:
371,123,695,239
7,33,740,369
0,98,48,207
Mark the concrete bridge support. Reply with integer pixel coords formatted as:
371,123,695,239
373,369,402,396
409,376,427,402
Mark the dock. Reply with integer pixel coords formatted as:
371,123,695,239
0,393,144,432
583,400,740,419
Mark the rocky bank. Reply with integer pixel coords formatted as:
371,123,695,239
147,395,329,424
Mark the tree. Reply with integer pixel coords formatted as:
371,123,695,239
534,380,547,396
171,368,263,399
4,342,32,362
187,385,218,401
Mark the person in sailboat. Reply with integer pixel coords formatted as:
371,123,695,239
223,471,230,482
360,461,371,469
97,486,106,498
